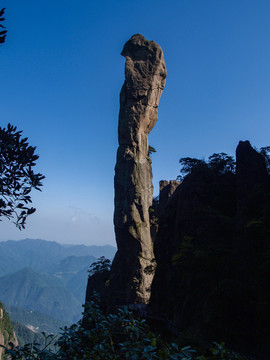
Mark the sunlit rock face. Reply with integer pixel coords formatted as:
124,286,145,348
110,34,166,305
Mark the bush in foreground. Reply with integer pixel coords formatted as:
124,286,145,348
2,296,247,359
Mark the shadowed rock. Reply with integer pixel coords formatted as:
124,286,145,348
150,141,270,359
236,140,269,233
159,180,181,212
110,34,166,305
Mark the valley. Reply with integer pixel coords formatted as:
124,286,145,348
0,239,116,344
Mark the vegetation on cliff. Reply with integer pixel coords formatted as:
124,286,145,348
0,302,17,360
0,302,14,344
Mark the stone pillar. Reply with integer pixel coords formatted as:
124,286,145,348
110,34,166,305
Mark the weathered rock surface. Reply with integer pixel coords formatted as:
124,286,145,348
110,34,166,305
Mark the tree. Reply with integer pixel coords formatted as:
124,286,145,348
208,153,236,175
148,145,157,157
0,124,45,229
177,157,207,181
177,153,236,181
88,256,111,277
0,8,7,44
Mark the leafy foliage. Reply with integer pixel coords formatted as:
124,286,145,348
177,153,236,181
148,145,157,157
0,124,45,229
88,256,111,277
177,157,207,181
208,153,235,175
0,8,7,44
1,296,246,359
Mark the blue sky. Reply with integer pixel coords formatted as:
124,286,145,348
1,0,270,245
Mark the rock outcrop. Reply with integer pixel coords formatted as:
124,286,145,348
110,34,167,305
159,180,181,212
150,141,270,359
236,140,269,238
0,302,18,360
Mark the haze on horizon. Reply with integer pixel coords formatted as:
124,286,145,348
1,0,270,245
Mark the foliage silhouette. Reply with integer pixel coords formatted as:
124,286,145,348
1,296,246,359
177,153,236,181
148,145,157,157
0,8,7,44
88,256,111,277
0,124,45,229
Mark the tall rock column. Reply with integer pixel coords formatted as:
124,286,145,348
110,34,166,305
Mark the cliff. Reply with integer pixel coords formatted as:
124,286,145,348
150,141,270,359
0,302,18,360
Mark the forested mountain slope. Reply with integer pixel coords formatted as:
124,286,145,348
4,305,69,335
0,268,82,322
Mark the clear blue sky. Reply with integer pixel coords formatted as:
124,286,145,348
1,0,270,245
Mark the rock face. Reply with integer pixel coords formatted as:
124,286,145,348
110,34,167,305
0,302,18,360
150,141,270,359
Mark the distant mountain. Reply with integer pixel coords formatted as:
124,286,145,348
12,321,59,352
48,255,95,302
0,268,82,322
0,238,116,276
66,266,89,303
61,243,116,259
4,305,69,335
12,322,54,348
49,255,96,285
0,239,115,328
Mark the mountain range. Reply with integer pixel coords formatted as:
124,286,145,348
0,238,116,276
0,239,116,337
